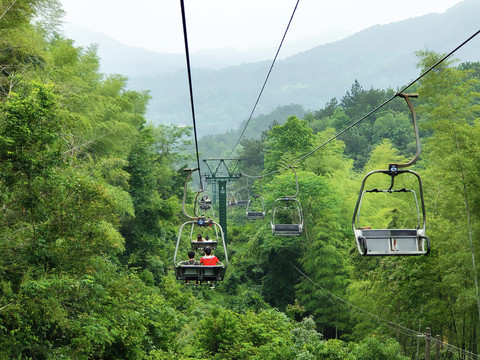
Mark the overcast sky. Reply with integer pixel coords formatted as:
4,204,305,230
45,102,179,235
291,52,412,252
60,0,464,54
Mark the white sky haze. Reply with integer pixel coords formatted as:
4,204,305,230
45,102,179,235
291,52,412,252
60,0,465,54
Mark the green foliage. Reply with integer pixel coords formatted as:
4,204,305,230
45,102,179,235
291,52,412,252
193,308,295,360
264,115,314,173
350,336,409,360
3,4,480,359
0,80,63,177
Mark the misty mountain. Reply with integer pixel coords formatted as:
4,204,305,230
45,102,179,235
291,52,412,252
62,23,351,76
63,1,480,136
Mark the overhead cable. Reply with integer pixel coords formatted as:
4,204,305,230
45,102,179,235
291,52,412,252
180,0,203,189
229,0,301,156
241,29,480,179
293,264,421,338
293,263,480,358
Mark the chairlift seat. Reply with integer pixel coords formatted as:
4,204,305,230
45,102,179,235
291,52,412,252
236,200,250,206
246,211,265,220
352,169,430,256
355,228,429,256
272,223,302,236
175,262,226,281
190,240,218,250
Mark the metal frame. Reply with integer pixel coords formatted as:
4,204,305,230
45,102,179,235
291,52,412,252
246,195,266,220
271,197,303,236
174,219,228,281
352,169,430,256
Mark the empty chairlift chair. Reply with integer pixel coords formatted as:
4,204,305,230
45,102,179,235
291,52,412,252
271,197,303,236
246,195,266,220
270,166,303,236
352,167,430,256
235,187,250,207
352,93,430,256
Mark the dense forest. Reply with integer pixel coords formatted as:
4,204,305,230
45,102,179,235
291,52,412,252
1,1,480,359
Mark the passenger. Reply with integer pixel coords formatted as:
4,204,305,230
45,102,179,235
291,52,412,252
205,235,210,241
200,247,219,265
186,250,199,265
196,233,204,242
200,246,219,289
185,251,199,285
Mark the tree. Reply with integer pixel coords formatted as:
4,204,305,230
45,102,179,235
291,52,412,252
418,52,480,353
264,115,314,173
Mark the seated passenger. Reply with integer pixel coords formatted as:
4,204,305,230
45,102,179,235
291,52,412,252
185,251,199,285
200,247,219,289
200,246,219,266
186,250,199,265
196,233,204,242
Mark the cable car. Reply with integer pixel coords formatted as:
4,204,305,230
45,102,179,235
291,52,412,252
174,217,228,282
271,167,303,236
352,166,430,256
246,194,266,220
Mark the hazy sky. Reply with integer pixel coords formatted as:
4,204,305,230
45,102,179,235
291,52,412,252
60,0,464,54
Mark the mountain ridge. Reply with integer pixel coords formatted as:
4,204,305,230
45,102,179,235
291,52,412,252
63,0,480,136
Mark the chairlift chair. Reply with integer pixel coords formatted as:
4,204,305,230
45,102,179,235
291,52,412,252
227,195,237,207
235,187,250,206
188,218,218,250
199,196,212,211
352,168,430,256
271,197,303,236
175,168,228,284
246,195,266,220
174,218,228,282
352,94,430,256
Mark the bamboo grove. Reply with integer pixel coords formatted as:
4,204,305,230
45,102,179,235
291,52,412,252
1,1,480,359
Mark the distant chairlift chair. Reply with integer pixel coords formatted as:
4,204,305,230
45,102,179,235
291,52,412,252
270,166,303,236
246,195,266,220
271,197,303,236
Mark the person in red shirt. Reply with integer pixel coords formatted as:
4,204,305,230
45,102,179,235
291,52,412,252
200,246,219,266
200,247,219,288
